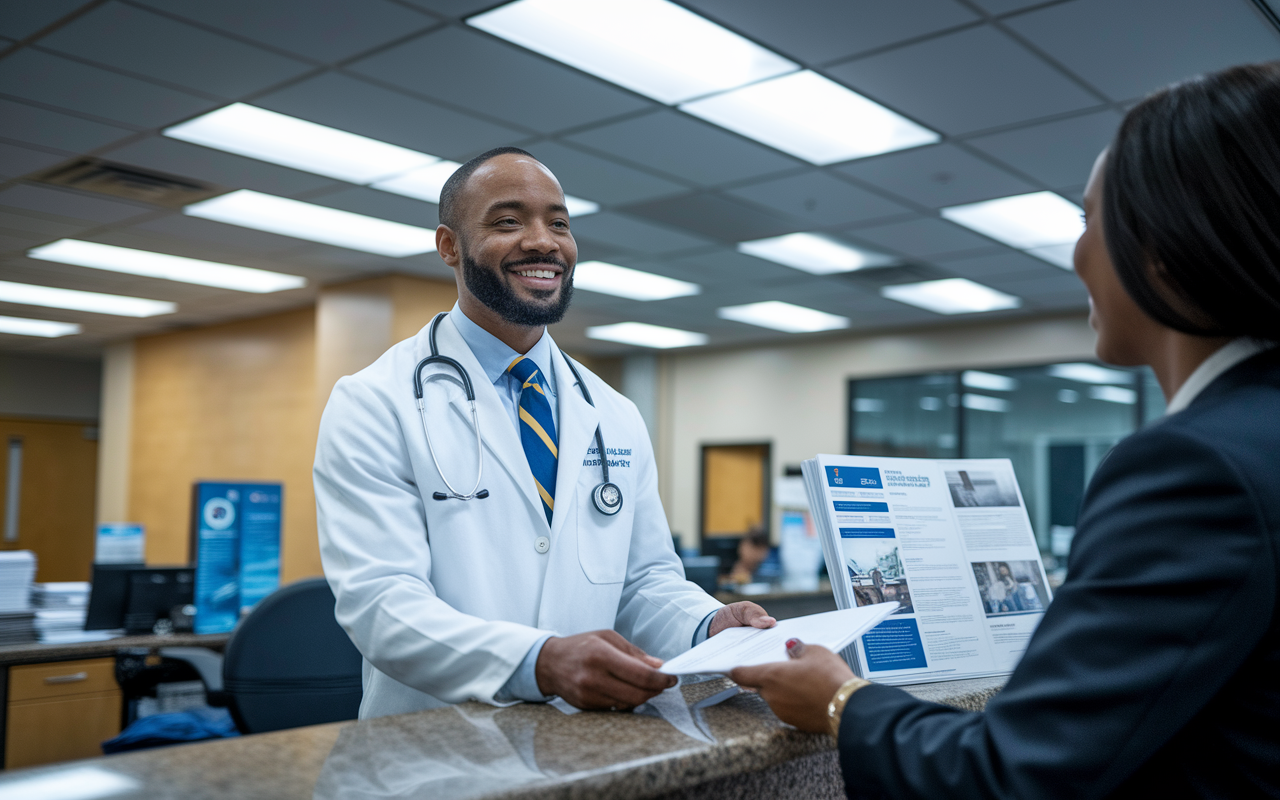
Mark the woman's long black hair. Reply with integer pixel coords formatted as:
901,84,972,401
1104,61,1280,339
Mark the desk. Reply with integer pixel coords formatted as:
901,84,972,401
0,634,230,769
0,675,1005,799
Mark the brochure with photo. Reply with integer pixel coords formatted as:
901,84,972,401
802,455,1052,685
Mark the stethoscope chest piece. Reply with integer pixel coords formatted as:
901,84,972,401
592,482,623,516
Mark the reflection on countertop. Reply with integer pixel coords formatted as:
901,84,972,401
0,676,1005,800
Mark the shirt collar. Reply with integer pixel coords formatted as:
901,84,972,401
1165,337,1274,415
449,303,557,395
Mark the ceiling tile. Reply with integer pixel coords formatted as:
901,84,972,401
101,136,339,196
530,142,685,206
620,192,799,243
641,248,801,286
0,49,215,128
0,209,93,240
129,213,311,254
257,72,525,161
963,109,1121,188
983,270,1084,299
135,0,439,63
347,27,653,135
848,216,1005,258
40,2,313,99
1005,0,1280,101
0,141,66,180
0,184,154,224
725,171,913,227
571,212,714,256
966,0,1051,13
396,0,495,18
681,0,979,64
836,143,1036,207
306,186,439,228
933,249,1066,280
0,0,85,40
567,110,801,187
0,98,137,153
826,24,1100,135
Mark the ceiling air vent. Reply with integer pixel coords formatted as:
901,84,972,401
31,158,221,209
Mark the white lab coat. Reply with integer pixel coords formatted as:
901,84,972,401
314,314,722,718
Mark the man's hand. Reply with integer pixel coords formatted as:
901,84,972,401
708,601,776,637
731,641,854,733
535,630,677,711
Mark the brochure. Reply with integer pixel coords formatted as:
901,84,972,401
191,482,282,634
802,455,1051,685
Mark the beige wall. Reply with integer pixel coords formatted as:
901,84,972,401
660,313,1098,548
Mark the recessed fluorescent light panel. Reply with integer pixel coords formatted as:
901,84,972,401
0,314,81,338
961,370,1018,392
370,160,599,216
185,191,436,257
717,301,850,333
0,280,175,317
941,192,1084,270
28,240,306,293
586,321,708,349
1089,385,1137,405
881,278,1021,315
963,393,1010,413
165,103,439,184
681,71,939,164
1047,363,1134,385
572,261,699,301
469,0,796,104
737,233,893,275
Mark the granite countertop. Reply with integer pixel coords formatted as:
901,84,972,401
0,676,1005,800
0,633,231,667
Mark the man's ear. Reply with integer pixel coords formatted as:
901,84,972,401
436,225,461,268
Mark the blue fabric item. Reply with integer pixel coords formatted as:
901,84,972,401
102,707,239,754
508,355,559,526
450,303,558,432
494,633,554,703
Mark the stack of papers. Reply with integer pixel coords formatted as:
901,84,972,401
0,551,36,613
0,613,36,645
31,582,92,642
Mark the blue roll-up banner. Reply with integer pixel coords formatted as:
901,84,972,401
192,482,282,634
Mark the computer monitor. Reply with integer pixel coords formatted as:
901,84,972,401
123,568,195,635
85,563,145,631
701,536,742,576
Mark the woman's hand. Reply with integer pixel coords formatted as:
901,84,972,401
730,641,855,734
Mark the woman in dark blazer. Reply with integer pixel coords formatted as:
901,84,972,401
732,61,1280,800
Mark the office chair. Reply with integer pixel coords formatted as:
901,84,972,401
162,577,363,734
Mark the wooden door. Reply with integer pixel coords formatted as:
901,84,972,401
701,443,770,538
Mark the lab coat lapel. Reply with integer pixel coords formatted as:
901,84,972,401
549,344,599,539
432,316,544,521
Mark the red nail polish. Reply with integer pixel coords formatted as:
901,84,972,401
785,638,800,649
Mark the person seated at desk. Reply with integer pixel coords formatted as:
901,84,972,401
732,61,1280,799
314,147,773,718
726,526,773,586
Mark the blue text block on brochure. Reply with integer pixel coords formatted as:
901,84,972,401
193,483,242,635
239,484,282,615
840,528,896,538
833,501,890,513
825,466,882,488
863,618,928,672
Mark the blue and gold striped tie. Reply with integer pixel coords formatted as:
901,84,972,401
507,356,557,526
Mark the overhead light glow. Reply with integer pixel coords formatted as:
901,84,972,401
0,314,81,338
941,192,1084,270
717,301,849,333
28,240,306,293
370,160,462,204
185,190,436,257
468,0,796,105
572,261,699,301
1058,389,1080,403
963,393,1009,413
737,233,893,275
165,103,439,184
962,370,1018,392
563,196,600,216
1090,385,1137,405
586,321,708,349
1047,363,1134,385
681,70,938,164
0,765,140,800
881,278,1021,315
0,280,175,317
855,398,884,413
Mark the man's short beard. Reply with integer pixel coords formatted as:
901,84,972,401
462,252,574,327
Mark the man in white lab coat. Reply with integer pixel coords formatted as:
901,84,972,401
315,147,773,718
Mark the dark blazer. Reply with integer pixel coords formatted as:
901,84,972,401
838,348,1280,799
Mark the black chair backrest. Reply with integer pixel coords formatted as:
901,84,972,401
222,577,362,734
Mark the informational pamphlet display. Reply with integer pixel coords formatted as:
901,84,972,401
191,482,282,634
94,523,145,564
802,455,1051,685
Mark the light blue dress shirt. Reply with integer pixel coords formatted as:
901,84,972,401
450,305,715,704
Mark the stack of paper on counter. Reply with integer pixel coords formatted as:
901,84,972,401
802,455,1052,686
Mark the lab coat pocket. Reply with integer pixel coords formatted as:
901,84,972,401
576,483,635,585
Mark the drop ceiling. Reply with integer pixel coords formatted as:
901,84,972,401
0,0,1276,357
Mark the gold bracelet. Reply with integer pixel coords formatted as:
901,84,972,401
826,677,870,740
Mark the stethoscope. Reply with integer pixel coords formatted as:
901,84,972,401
412,313,623,517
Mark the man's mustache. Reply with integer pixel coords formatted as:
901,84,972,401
504,256,571,271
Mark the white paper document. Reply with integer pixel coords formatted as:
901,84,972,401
659,603,899,675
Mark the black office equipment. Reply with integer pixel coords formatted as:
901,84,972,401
85,563,146,631
123,568,195,635
700,536,742,576
681,556,720,595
